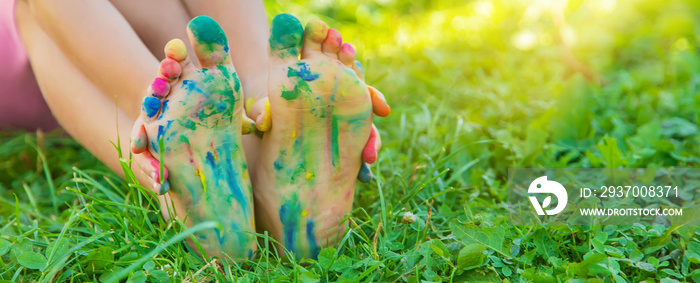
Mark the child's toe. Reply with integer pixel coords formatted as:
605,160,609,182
301,19,328,59
269,14,304,62
338,43,356,68
187,16,231,69
322,28,342,59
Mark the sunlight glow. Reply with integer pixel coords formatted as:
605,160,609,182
474,1,494,18
513,30,537,50
594,0,617,13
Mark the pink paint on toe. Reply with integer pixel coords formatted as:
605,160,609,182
325,28,342,48
159,58,181,80
362,126,378,164
151,78,169,98
143,150,168,182
341,43,355,57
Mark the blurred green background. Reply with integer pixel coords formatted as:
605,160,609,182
266,0,700,177
1,0,699,281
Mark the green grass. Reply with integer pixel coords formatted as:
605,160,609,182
2,0,700,281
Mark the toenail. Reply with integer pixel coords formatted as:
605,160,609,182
160,180,170,194
341,43,355,57
327,29,342,46
306,19,328,41
189,16,229,51
358,162,374,183
165,39,187,61
354,60,364,73
142,96,161,118
270,14,303,55
160,58,182,80
151,78,170,98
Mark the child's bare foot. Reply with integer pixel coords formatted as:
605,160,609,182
130,16,257,259
251,14,390,259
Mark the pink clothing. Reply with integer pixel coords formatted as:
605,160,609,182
0,0,59,131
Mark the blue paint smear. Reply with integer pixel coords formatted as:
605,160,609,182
230,220,239,234
247,249,253,259
158,100,170,120
278,201,299,254
223,154,247,214
215,101,227,111
142,96,161,118
274,150,287,171
358,162,373,183
182,80,205,95
294,62,320,81
153,120,174,154
158,120,173,140
306,220,320,259
205,147,248,218
354,60,364,75
206,152,216,169
213,228,225,245
274,159,283,171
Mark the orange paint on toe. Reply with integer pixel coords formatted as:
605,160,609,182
164,39,187,61
369,86,391,117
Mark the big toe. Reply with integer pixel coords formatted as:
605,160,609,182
269,14,304,61
187,16,231,69
301,19,328,59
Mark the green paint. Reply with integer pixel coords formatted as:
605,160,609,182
269,14,303,58
188,16,230,56
182,119,197,131
280,81,312,101
280,88,298,100
287,67,298,78
331,116,339,167
216,66,241,96
233,73,241,92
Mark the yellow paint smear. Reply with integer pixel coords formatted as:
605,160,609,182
164,39,187,61
195,168,207,193
305,172,314,180
245,97,256,113
258,99,272,131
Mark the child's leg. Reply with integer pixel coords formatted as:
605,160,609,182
15,1,185,213
110,0,193,60
21,0,164,118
